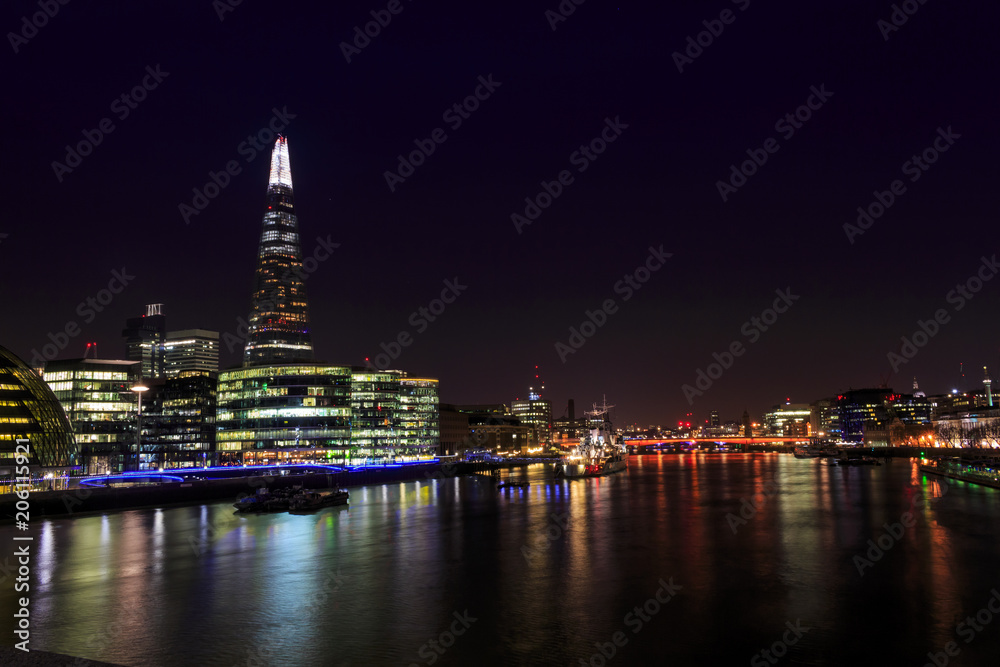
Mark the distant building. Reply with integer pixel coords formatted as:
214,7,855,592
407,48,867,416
511,385,552,449
709,410,720,427
164,329,219,377
836,388,931,445
468,413,532,455
810,398,840,440
122,304,166,379
44,358,141,474
0,345,77,478
763,403,812,437
438,404,471,455
742,410,752,437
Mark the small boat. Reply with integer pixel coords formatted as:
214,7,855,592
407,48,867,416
288,489,350,513
793,445,821,459
233,487,299,513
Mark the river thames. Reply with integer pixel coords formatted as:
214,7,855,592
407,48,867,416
3,454,1000,666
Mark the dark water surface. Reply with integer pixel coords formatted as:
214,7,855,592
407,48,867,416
3,454,1000,666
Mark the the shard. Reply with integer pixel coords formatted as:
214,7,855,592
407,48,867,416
243,136,315,366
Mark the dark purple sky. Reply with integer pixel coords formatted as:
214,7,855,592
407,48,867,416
2,1,997,427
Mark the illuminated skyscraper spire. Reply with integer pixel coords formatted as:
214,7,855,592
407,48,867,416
985,366,993,407
243,136,314,366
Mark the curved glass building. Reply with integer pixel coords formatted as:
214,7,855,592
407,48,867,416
0,345,77,470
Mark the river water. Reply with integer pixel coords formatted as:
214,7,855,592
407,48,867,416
2,454,1000,666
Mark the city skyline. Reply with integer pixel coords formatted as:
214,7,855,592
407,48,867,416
2,2,998,428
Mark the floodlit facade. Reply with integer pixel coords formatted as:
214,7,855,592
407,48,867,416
0,345,77,473
165,329,219,377
44,358,141,474
511,390,552,448
216,364,352,464
763,403,812,437
350,370,401,460
244,136,314,366
399,377,440,457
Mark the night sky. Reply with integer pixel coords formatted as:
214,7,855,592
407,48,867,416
2,1,997,428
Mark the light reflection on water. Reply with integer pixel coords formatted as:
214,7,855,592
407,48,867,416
2,455,1000,666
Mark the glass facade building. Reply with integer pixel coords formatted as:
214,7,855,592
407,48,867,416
511,397,552,448
122,303,166,379
44,358,141,474
0,345,77,471
244,136,314,366
350,370,401,461
141,374,217,469
399,378,440,457
165,329,220,377
216,364,352,464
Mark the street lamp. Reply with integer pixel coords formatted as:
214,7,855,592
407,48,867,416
132,383,149,472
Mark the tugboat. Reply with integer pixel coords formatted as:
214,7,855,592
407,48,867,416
554,399,627,479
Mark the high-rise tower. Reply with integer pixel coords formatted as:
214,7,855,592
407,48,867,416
244,136,314,366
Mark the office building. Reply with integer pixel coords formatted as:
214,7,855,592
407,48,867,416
164,329,219,377
122,304,166,379
399,377,440,458
141,374,217,469
44,358,141,474
216,364,352,465
244,136,314,365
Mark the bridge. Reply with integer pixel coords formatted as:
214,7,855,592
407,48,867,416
624,437,811,447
